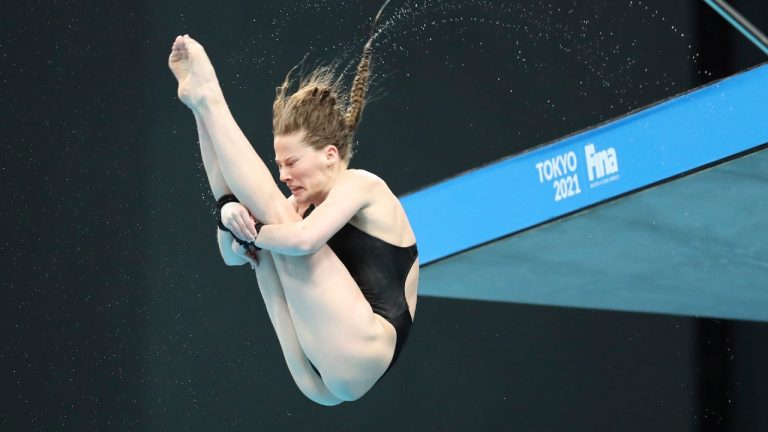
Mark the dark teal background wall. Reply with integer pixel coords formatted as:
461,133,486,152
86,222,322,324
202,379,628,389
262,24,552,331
2,0,767,430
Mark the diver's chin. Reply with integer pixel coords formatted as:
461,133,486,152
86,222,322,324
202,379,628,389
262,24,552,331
292,189,311,205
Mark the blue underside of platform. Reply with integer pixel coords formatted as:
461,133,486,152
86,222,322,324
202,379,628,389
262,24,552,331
404,63,768,322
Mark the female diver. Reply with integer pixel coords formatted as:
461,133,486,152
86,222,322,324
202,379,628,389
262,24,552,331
167,8,418,406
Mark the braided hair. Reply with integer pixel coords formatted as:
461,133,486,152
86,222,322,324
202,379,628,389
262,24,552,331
272,1,389,162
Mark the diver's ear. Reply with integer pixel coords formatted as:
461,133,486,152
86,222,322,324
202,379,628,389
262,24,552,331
324,145,340,165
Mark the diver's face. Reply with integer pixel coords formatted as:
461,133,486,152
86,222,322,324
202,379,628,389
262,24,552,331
274,131,337,205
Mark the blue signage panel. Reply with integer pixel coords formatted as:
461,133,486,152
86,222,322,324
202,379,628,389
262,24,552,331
402,64,768,264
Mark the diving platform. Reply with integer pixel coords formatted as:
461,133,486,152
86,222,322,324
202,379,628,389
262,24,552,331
403,64,768,322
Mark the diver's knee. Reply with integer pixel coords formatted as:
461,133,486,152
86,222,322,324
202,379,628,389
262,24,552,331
292,371,344,406
302,388,344,406
324,376,372,402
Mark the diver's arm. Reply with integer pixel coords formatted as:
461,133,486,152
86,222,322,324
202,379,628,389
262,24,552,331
254,171,375,255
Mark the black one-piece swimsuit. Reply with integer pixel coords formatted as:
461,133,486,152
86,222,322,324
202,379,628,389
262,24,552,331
304,205,418,375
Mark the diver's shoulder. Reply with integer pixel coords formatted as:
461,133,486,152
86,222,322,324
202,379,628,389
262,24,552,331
346,168,386,186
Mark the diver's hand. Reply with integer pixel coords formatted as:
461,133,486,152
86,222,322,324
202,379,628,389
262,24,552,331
168,35,223,109
232,240,260,269
221,202,259,242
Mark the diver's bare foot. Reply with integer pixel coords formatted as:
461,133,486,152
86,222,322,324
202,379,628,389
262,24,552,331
168,35,223,109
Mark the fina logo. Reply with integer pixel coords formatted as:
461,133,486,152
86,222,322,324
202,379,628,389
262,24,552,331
584,142,619,187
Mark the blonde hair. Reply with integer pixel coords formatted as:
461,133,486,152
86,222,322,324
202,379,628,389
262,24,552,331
272,17,380,162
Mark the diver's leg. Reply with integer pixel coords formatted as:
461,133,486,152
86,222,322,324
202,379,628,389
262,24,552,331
183,64,336,404
169,35,296,225
251,250,343,406
272,249,398,402
193,111,231,199
193,116,337,404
